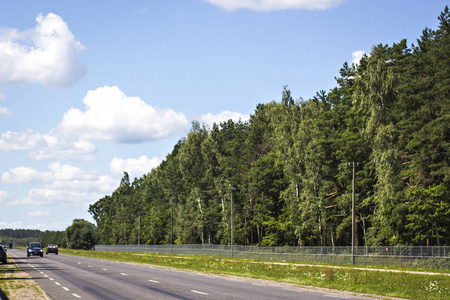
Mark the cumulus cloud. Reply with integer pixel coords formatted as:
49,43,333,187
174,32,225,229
2,166,49,184
110,155,162,180
29,210,50,217
0,13,86,87
0,107,12,116
0,221,23,228
204,0,342,11
352,50,366,65
3,162,117,206
0,190,13,203
56,86,189,143
200,111,249,129
0,130,95,161
0,85,188,160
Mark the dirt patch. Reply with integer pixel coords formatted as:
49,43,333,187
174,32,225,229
0,258,49,300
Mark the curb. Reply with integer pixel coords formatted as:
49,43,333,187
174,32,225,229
0,287,8,300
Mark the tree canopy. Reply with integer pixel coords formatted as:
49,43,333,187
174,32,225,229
89,7,450,247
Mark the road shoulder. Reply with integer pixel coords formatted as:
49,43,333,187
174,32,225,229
0,255,49,300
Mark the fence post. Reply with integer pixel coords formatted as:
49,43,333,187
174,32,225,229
410,246,412,268
432,247,434,269
421,246,423,268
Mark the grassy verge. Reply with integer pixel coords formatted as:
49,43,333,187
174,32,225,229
0,258,48,300
62,249,449,300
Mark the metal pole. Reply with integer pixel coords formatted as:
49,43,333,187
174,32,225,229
231,188,234,257
171,203,174,244
352,162,356,265
138,212,140,245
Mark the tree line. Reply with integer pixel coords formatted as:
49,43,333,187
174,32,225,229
0,220,97,250
0,229,40,247
89,7,449,247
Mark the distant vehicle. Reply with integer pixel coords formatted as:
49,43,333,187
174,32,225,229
46,244,58,255
0,245,7,264
27,242,43,257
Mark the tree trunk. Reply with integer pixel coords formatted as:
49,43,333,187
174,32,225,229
330,220,335,247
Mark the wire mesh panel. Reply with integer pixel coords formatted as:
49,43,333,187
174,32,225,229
93,244,449,270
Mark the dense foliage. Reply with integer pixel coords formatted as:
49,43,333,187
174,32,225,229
89,7,450,247
65,219,97,250
0,221,96,250
39,230,67,248
0,229,40,247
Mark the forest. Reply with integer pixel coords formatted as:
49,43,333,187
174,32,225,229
88,7,450,247
0,221,96,250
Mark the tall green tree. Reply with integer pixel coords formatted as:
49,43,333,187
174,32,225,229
65,219,97,250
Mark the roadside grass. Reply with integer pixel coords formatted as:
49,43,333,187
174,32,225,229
0,258,48,300
62,248,449,300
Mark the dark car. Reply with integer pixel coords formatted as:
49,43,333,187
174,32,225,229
0,245,7,264
46,244,58,255
27,242,43,257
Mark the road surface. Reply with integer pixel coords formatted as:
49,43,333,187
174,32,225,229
7,249,376,300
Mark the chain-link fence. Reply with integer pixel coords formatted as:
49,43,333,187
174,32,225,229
94,244,449,270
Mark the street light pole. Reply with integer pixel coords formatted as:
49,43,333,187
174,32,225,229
138,211,141,245
230,188,234,257
352,162,356,265
171,203,174,244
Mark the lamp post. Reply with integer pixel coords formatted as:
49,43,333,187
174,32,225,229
352,162,356,265
137,211,141,245
229,187,236,257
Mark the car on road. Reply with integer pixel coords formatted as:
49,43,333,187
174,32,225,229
46,244,58,255
27,242,43,257
0,245,7,264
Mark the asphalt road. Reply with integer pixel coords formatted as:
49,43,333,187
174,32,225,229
8,249,375,300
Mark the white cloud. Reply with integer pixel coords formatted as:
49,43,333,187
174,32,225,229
200,111,249,129
204,0,342,11
0,107,12,116
0,13,85,88
28,210,50,217
2,166,51,183
0,85,188,161
3,162,117,206
0,221,23,228
0,190,13,203
352,50,366,65
110,155,162,180
0,93,5,101
56,86,189,143
0,130,95,161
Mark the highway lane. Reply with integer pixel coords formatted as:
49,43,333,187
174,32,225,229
8,249,375,300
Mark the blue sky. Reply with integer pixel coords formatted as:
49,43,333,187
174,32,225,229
0,0,446,231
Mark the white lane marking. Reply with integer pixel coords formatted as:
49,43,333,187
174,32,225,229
63,287,70,291
55,282,61,286
77,262,81,264
191,290,209,295
120,273,128,276
325,295,349,298
148,280,160,283
44,275,48,278
252,283,266,286
102,268,108,271
88,265,92,268
72,293,81,298
49,278,54,281
283,288,304,293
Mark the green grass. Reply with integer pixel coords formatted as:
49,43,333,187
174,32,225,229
61,249,449,299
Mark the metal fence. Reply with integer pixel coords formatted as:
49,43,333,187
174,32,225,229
94,244,449,270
